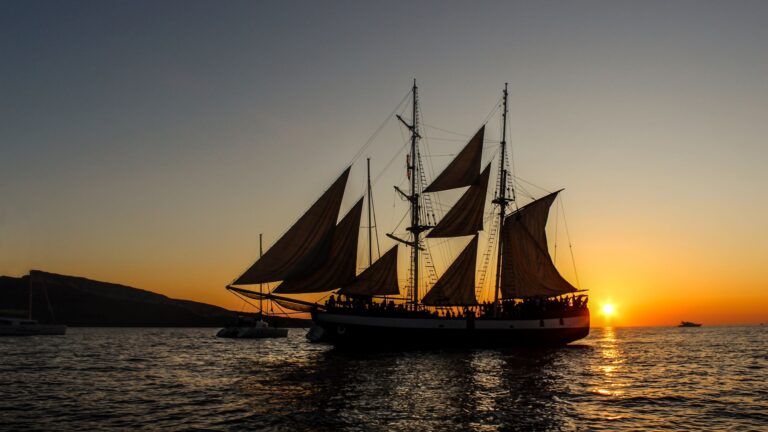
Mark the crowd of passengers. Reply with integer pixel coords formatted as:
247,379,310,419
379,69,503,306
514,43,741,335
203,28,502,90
323,294,588,320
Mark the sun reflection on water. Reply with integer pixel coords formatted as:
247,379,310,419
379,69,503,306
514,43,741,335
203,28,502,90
592,326,626,397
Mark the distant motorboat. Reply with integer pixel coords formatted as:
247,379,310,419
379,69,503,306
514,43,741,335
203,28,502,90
217,316,288,339
0,317,67,336
678,321,702,327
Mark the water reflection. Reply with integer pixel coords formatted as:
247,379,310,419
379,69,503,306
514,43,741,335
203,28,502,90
592,326,625,398
236,343,593,431
3,328,765,431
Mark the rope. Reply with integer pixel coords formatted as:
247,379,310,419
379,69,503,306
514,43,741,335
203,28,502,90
553,197,560,264
559,197,582,289
346,90,411,167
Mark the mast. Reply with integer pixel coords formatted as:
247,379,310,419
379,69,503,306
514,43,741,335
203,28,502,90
493,83,513,307
391,81,432,304
394,80,427,304
367,158,373,267
259,233,263,317
409,80,420,304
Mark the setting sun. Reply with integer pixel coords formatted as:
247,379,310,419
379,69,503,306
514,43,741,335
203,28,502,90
602,303,616,317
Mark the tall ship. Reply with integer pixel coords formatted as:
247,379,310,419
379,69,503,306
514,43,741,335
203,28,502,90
227,82,589,348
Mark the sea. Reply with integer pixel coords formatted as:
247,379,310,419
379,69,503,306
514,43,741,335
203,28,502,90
1,326,765,431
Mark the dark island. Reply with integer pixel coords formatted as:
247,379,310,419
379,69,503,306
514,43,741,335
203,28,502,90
0,270,309,328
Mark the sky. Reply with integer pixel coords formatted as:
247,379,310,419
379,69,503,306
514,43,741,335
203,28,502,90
2,0,767,326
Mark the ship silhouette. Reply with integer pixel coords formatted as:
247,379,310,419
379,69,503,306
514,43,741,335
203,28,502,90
226,82,590,348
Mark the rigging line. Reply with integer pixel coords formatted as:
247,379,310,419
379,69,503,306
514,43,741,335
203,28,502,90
553,195,560,264
506,113,520,212
423,136,503,145
418,110,457,274
559,197,581,289
425,145,500,158
417,101,438,188
366,164,383,261
231,289,261,313
372,141,409,185
428,137,477,143
391,207,410,234
483,105,502,129
270,299,295,319
427,152,460,157
347,89,411,167
421,122,472,137
514,184,535,202
372,195,382,259
508,174,553,197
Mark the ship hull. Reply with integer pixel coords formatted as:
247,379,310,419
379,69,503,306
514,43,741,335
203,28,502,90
311,309,590,348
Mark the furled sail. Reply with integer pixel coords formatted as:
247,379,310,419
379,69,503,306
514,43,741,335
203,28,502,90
427,163,491,238
421,236,479,305
338,245,400,297
273,298,314,313
228,286,316,312
233,168,350,285
499,191,578,298
424,126,485,193
273,198,364,294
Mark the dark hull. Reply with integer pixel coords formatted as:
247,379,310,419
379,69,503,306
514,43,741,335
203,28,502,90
0,324,66,336
312,309,590,348
216,326,288,338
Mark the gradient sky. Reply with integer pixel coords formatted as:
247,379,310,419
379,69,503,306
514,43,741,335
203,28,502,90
2,0,767,326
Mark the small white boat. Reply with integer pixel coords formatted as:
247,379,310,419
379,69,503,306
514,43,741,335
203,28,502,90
217,317,288,339
0,317,67,336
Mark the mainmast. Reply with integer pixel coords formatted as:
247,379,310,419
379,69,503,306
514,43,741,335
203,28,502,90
408,80,422,304
394,79,427,305
493,83,513,306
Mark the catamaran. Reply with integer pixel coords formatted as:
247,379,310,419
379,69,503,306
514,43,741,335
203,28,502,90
226,82,589,348
0,273,66,336
218,234,288,339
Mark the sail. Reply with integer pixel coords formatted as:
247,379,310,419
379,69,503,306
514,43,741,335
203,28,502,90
339,245,400,296
421,236,479,305
427,163,491,238
228,286,316,312
273,298,314,313
499,191,578,298
233,168,350,285
424,126,485,193
273,198,364,294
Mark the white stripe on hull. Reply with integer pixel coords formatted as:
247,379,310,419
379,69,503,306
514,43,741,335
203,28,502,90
316,312,589,330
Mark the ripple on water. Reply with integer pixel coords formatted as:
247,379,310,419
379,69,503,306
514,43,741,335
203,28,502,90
0,326,766,431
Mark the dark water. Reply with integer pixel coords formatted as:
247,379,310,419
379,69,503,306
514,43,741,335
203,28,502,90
1,326,766,431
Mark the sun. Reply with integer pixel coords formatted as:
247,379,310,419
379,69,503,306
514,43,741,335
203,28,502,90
602,303,616,317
